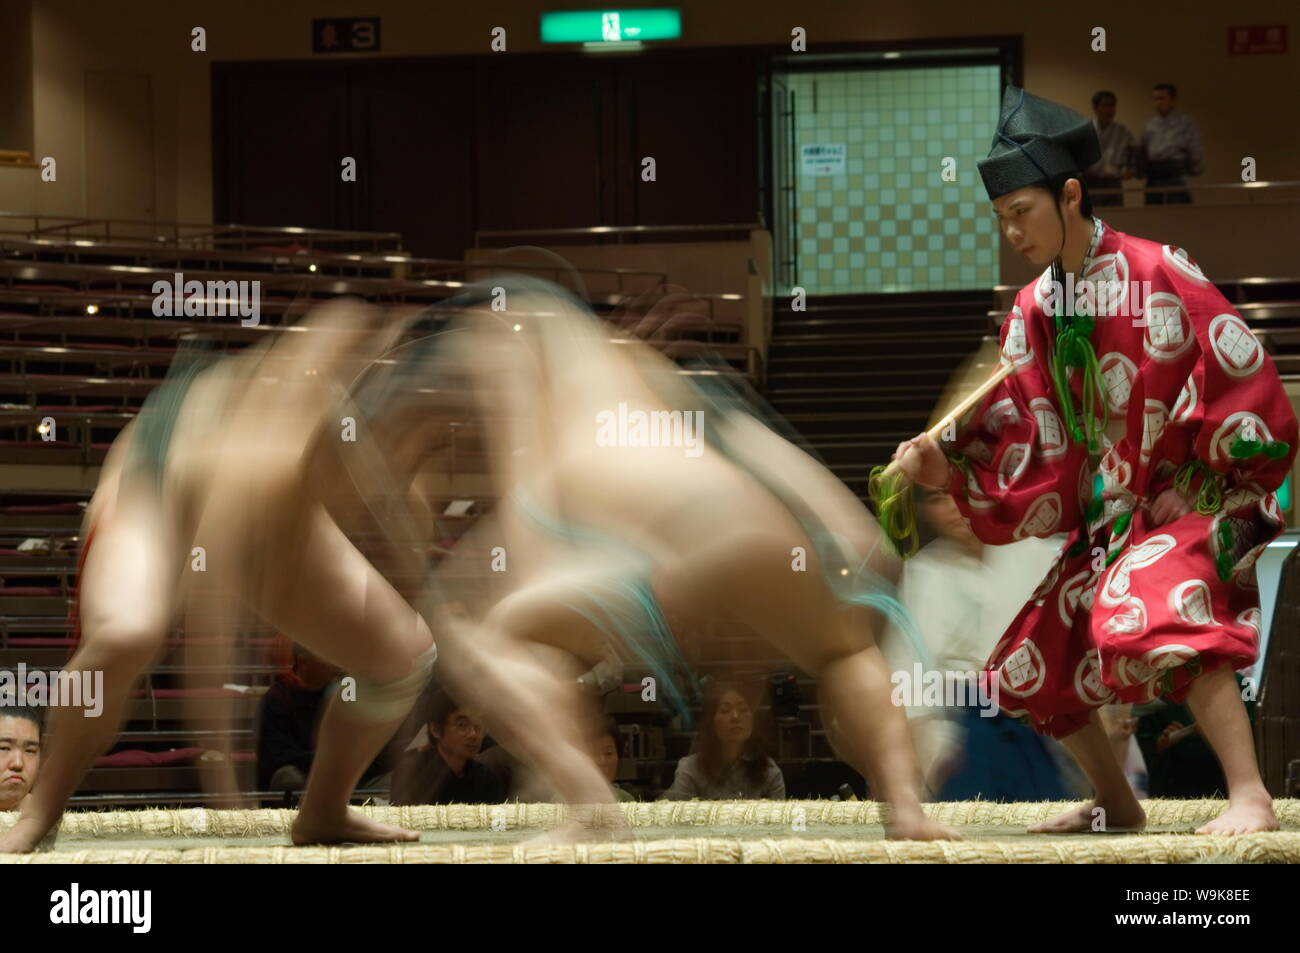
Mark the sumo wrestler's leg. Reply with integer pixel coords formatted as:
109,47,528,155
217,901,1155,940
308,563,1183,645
432,579,627,826
208,501,435,845
0,493,176,852
652,506,957,841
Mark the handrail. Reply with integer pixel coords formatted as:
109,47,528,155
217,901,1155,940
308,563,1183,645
993,278,1300,296
0,219,759,332
416,256,669,295
26,217,98,236
1087,179,1300,207
0,238,678,304
0,213,404,252
475,222,765,246
12,662,288,674
1,234,657,278
1089,179,1300,193
66,787,390,807
114,730,256,739
0,409,137,420
0,260,466,300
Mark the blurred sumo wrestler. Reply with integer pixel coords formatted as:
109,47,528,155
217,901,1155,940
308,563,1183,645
419,277,957,841
0,301,435,853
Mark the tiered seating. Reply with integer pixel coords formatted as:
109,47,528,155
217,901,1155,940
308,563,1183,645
1239,299,1300,378
764,290,996,500
0,489,84,617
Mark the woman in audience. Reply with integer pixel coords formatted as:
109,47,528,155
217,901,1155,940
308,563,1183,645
660,681,784,800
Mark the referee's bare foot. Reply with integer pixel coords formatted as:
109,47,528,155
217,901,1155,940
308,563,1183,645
1029,797,1145,833
291,807,419,846
1196,790,1278,835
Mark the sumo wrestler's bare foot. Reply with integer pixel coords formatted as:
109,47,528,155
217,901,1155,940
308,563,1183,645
291,807,420,846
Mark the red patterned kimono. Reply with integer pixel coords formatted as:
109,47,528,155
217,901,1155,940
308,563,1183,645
947,221,1299,738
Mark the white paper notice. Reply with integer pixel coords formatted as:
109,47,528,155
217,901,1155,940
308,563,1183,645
800,143,846,176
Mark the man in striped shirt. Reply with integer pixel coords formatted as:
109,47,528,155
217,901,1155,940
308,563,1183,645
1141,83,1204,205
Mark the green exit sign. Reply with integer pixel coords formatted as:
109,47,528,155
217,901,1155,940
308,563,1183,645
541,9,682,44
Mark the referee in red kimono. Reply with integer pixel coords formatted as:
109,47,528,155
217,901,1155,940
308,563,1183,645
895,87,1297,835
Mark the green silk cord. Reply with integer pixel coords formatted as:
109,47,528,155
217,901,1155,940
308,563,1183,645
1048,308,1107,458
1083,471,1105,525
870,452,971,558
1173,459,1225,516
869,464,919,558
1102,510,1132,565
1215,520,1236,583
1228,436,1291,461
1171,442,1295,582
1199,436,1291,581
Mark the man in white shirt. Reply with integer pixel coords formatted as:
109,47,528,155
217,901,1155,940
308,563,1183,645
1141,83,1204,205
882,488,1082,799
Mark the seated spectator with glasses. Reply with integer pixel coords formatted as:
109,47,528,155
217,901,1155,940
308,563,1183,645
391,694,504,805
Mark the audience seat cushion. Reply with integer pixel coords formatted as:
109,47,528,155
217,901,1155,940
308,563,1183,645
94,747,206,768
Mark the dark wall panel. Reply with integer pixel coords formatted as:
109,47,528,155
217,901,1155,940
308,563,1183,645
617,52,761,227
352,62,476,259
214,51,763,255
213,63,351,231
471,57,612,235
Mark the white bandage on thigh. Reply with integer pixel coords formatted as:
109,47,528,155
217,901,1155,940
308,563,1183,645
347,642,438,723
577,657,624,694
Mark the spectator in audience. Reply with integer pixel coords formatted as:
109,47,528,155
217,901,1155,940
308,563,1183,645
1141,83,1203,205
255,645,343,793
479,712,637,803
882,487,1080,801
1083,90,1136,207
0,705,41,812
476,737,557,802
660,681,784,800
594,717,636,803
391,695,504,805
1135,672,1253,798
